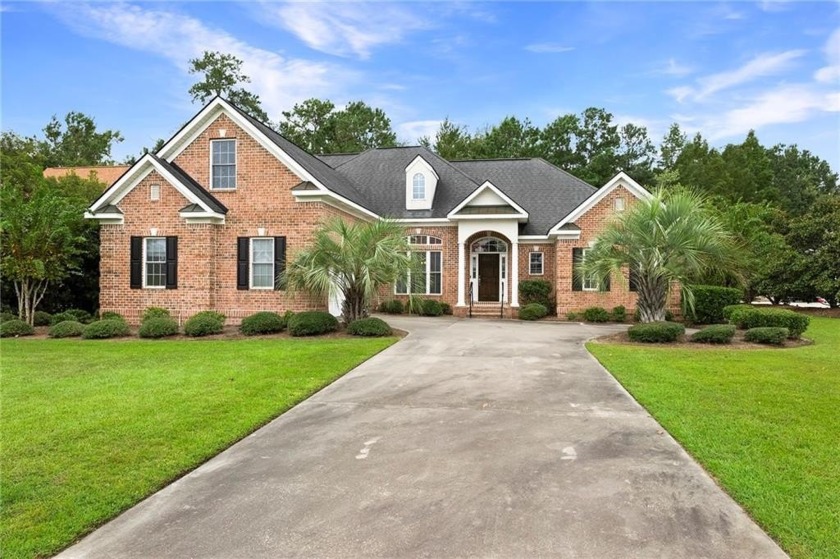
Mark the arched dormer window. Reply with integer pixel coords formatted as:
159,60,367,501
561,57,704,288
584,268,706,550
412,173,426,200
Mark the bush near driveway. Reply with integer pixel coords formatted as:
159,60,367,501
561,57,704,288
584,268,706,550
419,300,444,317
519,303,548,321
583,306,610,323
288,311,339,337
610,305,627,322
687,285,743,324
347,317,391,337
378,300,404,314
690,324,736,344
628,321,685,343
729,307,809,339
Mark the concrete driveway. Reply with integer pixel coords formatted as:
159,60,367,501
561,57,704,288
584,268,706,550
59,316,787,558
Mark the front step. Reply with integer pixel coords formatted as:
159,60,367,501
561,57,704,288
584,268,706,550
469,303,511,318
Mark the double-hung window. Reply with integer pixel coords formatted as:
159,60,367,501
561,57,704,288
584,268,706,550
572,247,608,292
581,248,598,291
412,173,425,200
211,139,236,189
250,238,275,289
396,250,442,295
529,252,544,275
144,238,167,288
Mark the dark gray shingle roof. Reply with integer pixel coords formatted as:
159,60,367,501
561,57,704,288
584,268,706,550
152,155,228,214
450,159,597,235
317,153,362,168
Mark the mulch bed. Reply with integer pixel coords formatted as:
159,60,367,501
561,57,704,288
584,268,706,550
591,329,812,350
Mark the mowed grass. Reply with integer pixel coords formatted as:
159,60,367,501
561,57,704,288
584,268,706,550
588,317,840,559
1,336,396,559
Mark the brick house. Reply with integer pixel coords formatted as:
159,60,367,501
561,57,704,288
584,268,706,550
86,97,663,323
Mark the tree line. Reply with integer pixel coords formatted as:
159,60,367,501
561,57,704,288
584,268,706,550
2,51,838,325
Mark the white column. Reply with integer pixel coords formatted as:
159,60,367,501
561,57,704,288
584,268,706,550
456,242,466,307
510,241,519,307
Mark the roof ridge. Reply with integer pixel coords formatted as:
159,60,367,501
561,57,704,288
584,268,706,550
532,158,598,191
450,157,535,162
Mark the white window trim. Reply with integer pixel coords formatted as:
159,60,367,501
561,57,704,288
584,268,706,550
395,250,443,295
615,197,625,212
210,138,237,191
150,184,160,201
143,237,166,289
581,248,599,291
412,173,426,201
529,251,544,275
249,237,275,290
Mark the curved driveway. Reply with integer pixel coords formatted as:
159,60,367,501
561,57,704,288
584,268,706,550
60,316,787,558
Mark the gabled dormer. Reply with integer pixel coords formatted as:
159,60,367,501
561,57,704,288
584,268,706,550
405,155,439,210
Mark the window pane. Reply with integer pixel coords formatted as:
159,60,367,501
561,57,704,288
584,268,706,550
252,239,274,263
429,251,441,273
252,263,274,288
211,140,236,189
530,252,543,274
411,252,426,293
145,238,166,287
412,173,425,199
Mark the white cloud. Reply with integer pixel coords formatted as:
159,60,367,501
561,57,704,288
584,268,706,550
758,0,792,13
524,43,575,54
255,2,430,59
815,27,840,84
397,120,443,143
659,58,694,78
46,2,354,118
695,50,806,100
666,86,694,103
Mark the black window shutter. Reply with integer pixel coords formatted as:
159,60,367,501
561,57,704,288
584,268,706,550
165,236,178,289
572,248,583,292
274,236,286,290
237,237,249,290
629,265,638,292
130,237,142,289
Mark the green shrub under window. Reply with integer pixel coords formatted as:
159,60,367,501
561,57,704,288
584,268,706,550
744,327,789,346
686,285,743,324
141,307,171,323
287,311,339,337
240,312,286,336
519,303,548,321
628,322,685,343
0,319,35,338
184,311,226,337
690,324,736,344
82,319,131,339
610,305,627,323
420,300,443,317
100,311,127,323
48,320,86,338
379,300,404,314
440,302,453,315
347,317,392,337
582,307,610,323
729,308,809,339
520,279,553,311
566,312,578,321
138,317,180,339
33,311,52,326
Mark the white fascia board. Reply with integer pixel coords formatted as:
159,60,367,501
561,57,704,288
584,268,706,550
179,211,226,221
404,155,440,180
391,218,454,225
518,236,550,243
448,213,528,222
548,230,581,240
158,97,331,194
548,171,652,234
84,211,124,224
88,157,152,213
447,181,528,219
292,191,379,221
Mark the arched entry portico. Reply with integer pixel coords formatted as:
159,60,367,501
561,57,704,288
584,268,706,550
469,236,508,302
456,225,519,309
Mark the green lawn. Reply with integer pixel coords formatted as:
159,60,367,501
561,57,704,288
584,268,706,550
1,336,396,559
588,317,840,559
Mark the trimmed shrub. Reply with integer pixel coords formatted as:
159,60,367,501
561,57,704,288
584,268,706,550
686,285,743,324
184,312,226,337
566,312,578,321
50,311,77,325
141,307,171,323
690,324,736,344
519,303,548,321
745,327,789,346
347,317,391,337
633,308,676,322
100,311,126,323
48,320,86,338
64,308,93,324
240,311,285,335
33,311,52,326
288,311,339,337
729,308,809,339
0,319,35,337
440,302,453,315
82,319,131,339
0,311,16,323
520,279,552,310
420,299,443,317
139,317,179,339
610,305,627,323
723,304,754,321
380,300,404,314
582,307,610,323
628,322,685,343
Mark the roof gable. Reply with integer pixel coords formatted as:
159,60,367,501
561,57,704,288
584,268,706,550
448,181,528,221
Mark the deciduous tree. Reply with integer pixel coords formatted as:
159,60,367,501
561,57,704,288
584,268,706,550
188,51,268,122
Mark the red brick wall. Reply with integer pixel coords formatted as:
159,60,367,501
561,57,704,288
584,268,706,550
99,113,357,324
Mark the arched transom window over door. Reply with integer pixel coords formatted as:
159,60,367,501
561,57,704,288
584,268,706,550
471,237,508,253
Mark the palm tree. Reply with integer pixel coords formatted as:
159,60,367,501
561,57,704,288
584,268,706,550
284,218,413,324
579,187,740,322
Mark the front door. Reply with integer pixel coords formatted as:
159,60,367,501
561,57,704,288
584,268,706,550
478,254,500,301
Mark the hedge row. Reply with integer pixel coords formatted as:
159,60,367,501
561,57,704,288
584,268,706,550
686,285,743,324
628,322,686,343
728,307,809,339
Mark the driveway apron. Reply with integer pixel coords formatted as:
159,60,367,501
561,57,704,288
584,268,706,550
59,316,788,558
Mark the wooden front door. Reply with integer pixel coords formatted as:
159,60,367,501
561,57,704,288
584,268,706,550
478,254,500,301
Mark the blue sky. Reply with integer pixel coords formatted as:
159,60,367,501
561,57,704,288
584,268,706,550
2,1,839,169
